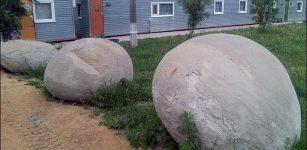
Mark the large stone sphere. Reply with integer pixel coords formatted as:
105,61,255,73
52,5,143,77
152,34,301,149
1,40,57,73
44,38,133,101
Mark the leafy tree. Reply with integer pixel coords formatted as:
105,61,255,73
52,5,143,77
178,0,211,35
251,0,279,31
0,0,28,41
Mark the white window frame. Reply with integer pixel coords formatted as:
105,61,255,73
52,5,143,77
151,2,175,17
72,0,76,7
239,0,247,13
297,1,303,12
214,0,224,15
77,2,82,19
33,0,56,23
273,0,277,8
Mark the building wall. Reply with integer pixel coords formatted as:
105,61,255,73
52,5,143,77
74,0,90,38
288,0,306,21
104,0,257,36
35,0,76,42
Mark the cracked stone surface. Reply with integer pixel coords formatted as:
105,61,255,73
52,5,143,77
152,34,301,150
44,38,133,101
1,40,57,73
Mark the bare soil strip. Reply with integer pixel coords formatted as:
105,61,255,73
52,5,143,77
1,71,133,150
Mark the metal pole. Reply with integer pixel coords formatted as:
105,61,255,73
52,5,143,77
130,0,137,47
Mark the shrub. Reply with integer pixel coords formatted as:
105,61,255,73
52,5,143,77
250,0,279,31
177,0,211,35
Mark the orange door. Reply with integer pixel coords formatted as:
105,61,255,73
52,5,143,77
89,0,104,37
19,0,36,40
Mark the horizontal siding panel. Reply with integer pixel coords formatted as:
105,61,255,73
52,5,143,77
35,0,75,41
104,0,305,36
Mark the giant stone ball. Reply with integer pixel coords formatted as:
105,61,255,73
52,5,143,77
1,40,57,73
44,38,133,101
152,34,301,149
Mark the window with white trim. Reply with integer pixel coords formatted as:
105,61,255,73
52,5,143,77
33,0,56,23
151,2,174,17
214,0,224,14
77,3,82,19
297,1,303,12
273,0,277,8
239,0,247,13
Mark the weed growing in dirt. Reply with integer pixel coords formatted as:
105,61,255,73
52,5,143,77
42,87,55,101
177,112,202,150
25,79,44,89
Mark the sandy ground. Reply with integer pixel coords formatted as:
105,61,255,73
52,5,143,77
1,71,133,150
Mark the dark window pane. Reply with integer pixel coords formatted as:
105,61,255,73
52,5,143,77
77,3,81,17
240,1,246,11
215,2,223,12
159,4,173,15
35,3,52,19
298,2,302,11
153,4,158,14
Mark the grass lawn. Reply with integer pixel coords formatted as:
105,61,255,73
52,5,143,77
22,23,306,149
117,23,306,149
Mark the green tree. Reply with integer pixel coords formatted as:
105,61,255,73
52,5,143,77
177,0,211,35
0,0,28,41
250,0,279,31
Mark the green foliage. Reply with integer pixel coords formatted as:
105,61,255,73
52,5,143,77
177,112,202,150
103,105,175,149
0,0,28,41
250,0,279,31
177,0,211,35
88,79,149,108
24,67,46,81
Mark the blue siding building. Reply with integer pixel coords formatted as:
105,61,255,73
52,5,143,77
33,0,76,42
29,0,305,41
104,0,306,37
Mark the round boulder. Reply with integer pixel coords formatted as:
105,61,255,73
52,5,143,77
152,34,301,149
1,40,57,73
44,38,133,101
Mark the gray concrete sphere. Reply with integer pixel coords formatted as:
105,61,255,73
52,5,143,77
152,34,301,150
44,38,133,101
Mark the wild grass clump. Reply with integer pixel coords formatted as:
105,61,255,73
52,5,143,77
88,79,148,109
177,112,202,150
23,67,45,81
103,105,176,149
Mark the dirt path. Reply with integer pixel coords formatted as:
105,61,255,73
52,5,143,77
1,71,133,150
